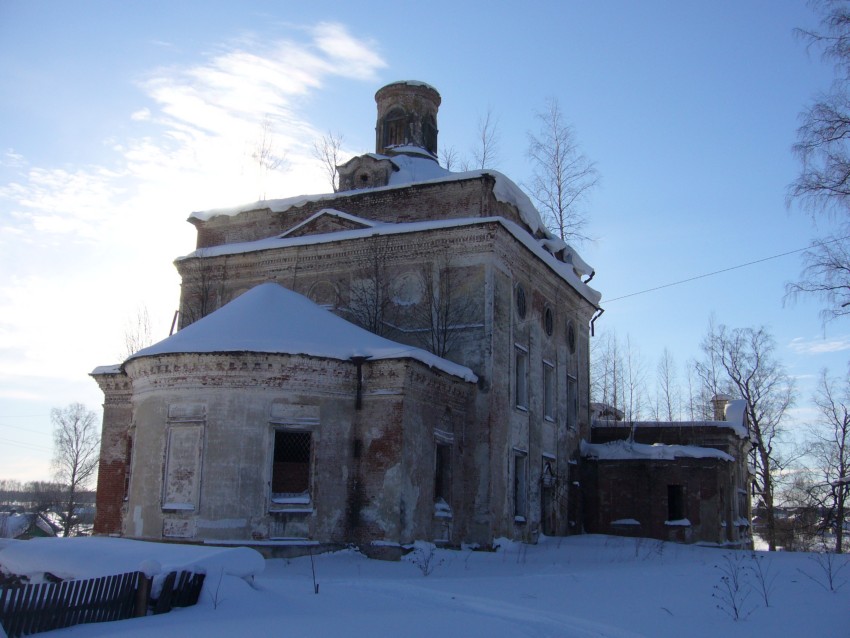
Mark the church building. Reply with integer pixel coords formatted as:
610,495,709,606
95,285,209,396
91,81,749,553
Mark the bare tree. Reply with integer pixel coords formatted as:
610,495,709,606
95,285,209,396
51,403,100,536
591,329,621,411
178,252,227,328
471,107,500,170
654,347,680,421
590,329,647,424
440,145,460,171
312,130,345,192
786,235,850,322
527,97,599,243
805,369,850,552
120,305,152,360
252,116,287,200
410,255,480,358
698,324,795,551
347,236,393,337
788,1,850,321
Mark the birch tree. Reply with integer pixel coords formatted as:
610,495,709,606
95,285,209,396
527,97,599,243
51,403,100,536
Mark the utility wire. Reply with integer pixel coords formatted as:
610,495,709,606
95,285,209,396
604,234,850,303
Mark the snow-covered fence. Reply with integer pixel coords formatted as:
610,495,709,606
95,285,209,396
0,569,205,637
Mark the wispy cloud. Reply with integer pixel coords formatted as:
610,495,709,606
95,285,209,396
788,335,850,355
0,22,386,390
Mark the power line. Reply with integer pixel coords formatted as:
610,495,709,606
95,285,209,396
0,423,50,435
604,235,850,303
0,437,52,453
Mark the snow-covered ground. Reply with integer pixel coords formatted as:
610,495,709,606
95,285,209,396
1,535,847,637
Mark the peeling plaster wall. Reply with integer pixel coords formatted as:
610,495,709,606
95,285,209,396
118,352,473,546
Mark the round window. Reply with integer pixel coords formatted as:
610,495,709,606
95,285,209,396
567,321,577,354
516,284,527,319
544,307,554,336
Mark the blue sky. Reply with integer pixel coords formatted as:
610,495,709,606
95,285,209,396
1,1,847,481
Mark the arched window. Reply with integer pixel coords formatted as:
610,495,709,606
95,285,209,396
423,115,437,154
382,107,407,148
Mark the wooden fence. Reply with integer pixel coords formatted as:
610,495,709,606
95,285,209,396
0,569,205,638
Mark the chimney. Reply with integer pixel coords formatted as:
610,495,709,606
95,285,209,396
710,394,733,421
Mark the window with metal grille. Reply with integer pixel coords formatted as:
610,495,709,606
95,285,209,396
272,431,311,497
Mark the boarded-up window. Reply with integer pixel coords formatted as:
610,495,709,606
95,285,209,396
272,431,311,497
163,426,202,511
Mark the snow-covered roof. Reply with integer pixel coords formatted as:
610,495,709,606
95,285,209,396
91,364,122,376
581,439,734,462
125,283,477,383
0,512,56,538
190,156,552,243
379,79,439,93
591,418,749,440
178,217,601,307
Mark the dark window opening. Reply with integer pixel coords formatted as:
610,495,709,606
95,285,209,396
567,321,576,354
423,116,437,154
516,347,529,409
544,307,553,336
667,485,686,521
566,375,578,430
434,444,451,503
272,431,311,496
514,454,528,519
544,363,556,420
383,108,407,148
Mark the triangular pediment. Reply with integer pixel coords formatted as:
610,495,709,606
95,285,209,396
280,208,377,239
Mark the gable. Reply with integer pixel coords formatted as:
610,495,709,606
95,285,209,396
279,209,377,239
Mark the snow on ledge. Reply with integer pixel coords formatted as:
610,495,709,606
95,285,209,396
90,364,122,376
179,217,601,307
611,519,641,526
664,519,692,527
581,439,734,462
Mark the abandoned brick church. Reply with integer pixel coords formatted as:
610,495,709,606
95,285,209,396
91,81,752,552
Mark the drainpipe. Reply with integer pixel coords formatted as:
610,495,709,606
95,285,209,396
349,356,371,410
590,308,604,336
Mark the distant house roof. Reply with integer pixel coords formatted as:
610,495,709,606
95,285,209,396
0,512,59,539
123,283,477,383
